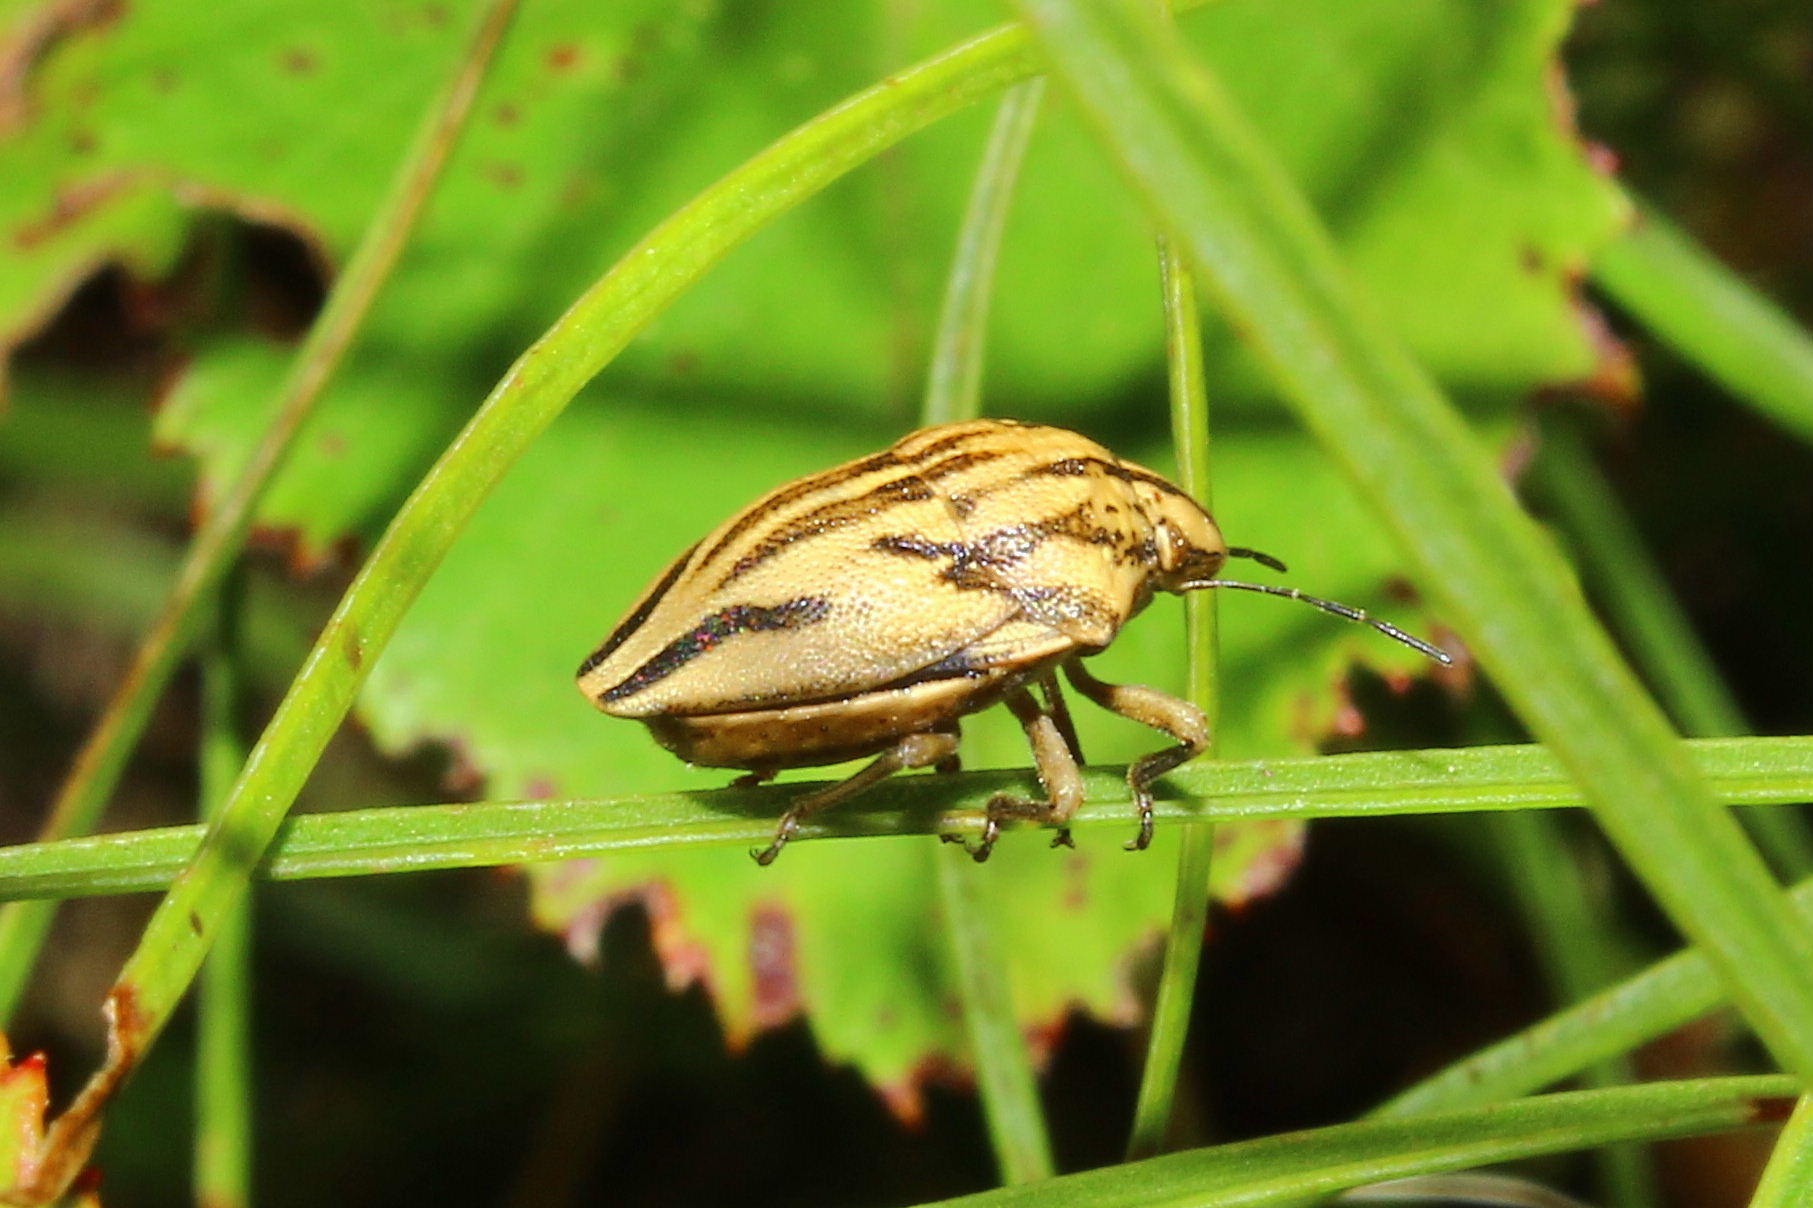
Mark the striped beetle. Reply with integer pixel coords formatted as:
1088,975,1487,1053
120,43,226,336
577,419,1449,864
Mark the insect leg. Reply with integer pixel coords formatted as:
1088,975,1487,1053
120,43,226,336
1040,671,1085,764
1039,671,1085,850
1062,656,1208,851
961,686,1086,863
751,728,960,866
932,731,963,777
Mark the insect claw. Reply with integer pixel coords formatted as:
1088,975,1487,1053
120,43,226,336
1125,796,1155,851
1049,828,1075,850
937,825,996,861
967,817,1002,863
753,814,799,865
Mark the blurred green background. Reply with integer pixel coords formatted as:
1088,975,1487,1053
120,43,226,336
0,1,1806,1205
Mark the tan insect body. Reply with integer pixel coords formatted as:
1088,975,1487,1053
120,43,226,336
577,418,1442,863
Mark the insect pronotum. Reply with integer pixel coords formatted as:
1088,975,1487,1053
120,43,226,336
577,420,1450,864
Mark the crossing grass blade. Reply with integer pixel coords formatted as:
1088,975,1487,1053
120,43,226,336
1011,0,1813,1082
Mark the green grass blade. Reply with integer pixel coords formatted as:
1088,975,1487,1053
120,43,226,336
1527,416,1813,878
59,6,1054,1122
922,1077,1797,1207
1126,238,1219,1161
1491,810,1656,1208
1528,417,1748,738
1012,0,1813,1082
0,739,1804,902
922,80,1055,1186
1749,1095,1813,1208
938,850,1056,1184
1593,200,1813,443
922,79,1047,427
1376,875,1813,1119
195,583,252,1208
0,0,522,1027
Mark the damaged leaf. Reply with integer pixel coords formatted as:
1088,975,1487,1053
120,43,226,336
0,0,1625,1102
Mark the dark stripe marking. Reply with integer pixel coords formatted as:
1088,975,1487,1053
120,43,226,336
577,542,699,678
599,596,832,703
716,472,938,587
918,447,1004,484
872,502,1144,586
894,423,1010,464
690,427,1007,579
693,450,904,576
715,448,1001,587
1037,455,1191,499
872,648,991,692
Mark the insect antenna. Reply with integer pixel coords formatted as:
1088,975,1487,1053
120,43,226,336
1226,546,1289,573
1181,578,1453,665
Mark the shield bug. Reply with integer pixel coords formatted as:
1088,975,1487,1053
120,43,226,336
577,419,1449,863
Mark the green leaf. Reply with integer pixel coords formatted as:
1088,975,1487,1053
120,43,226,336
0,0,520,1032
0,0,1646,1102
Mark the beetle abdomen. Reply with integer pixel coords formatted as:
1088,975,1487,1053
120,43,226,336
642,665,1037,771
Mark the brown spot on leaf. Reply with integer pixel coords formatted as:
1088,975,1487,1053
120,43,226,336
668,349,699,376
341,626,363,670
546,42,580,72
749,902,800,1030
151,66,177,92
1381,575,1420,604
493,100,520,126
484,161,523,190
280,46,318,74
188,910,204,936
107,981,150,1069
1519,244,1545,275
